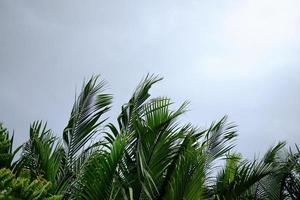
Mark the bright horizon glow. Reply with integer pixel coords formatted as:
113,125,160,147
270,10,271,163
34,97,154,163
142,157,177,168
198,0,300,79
223,0,300,51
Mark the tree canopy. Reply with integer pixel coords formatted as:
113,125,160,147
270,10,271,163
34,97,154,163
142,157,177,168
0,75,299,200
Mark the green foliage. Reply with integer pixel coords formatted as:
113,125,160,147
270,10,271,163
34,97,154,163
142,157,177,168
255,144,300,200
63,75,112,171
0,123,13,168
0,123,21,169
16,121,65,194
0,168,62,200
0,74,299,200
73,135,126,200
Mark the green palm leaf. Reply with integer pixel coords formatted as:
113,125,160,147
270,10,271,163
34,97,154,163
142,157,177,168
16,121,64,194
63,75,112,170
73,135,126,200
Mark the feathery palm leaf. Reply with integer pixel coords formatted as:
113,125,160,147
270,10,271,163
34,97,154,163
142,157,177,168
73,135,126,200
16,121,64,194
63,75,112,170
212,142,286,200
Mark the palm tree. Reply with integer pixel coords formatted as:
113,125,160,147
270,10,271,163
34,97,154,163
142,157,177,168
253,145,300,199
211,142,286,199
72,75,238,199
16,75,112,197
1,74,298,200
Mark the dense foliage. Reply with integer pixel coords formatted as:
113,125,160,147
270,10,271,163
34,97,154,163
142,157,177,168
0,75,299,199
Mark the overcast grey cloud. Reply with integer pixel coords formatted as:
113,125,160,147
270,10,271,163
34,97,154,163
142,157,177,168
0,0,299,158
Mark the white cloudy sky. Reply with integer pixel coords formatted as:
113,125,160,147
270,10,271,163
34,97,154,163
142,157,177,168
0,0,299,158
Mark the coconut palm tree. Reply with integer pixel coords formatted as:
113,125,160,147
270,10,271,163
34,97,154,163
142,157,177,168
72,75,238,200
1,74,298,200
252,145,300,200
15,75,112,197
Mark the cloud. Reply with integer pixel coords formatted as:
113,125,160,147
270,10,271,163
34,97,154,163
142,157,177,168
222,0,300,51
0,0,299,158
196,0,300,82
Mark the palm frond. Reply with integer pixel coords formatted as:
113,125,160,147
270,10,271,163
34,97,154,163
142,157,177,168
213,152,277,199
117,74,162,131
16,121,64,194
63,75,112,170
73,135,126,200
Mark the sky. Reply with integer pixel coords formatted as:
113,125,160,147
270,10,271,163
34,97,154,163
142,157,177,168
0,0,299,158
